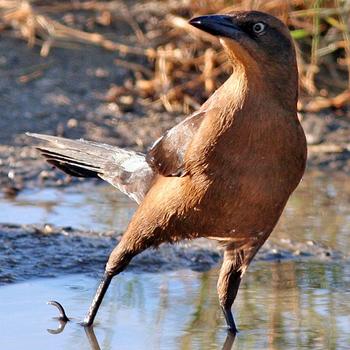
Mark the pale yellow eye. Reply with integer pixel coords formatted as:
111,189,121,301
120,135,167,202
253,22,265,34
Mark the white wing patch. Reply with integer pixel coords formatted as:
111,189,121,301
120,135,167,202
121,156,148,173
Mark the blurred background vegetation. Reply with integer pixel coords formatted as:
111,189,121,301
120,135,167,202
1,0,349,114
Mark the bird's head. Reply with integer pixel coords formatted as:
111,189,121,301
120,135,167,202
189,11,297,94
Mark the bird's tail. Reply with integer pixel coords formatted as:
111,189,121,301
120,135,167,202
27,133,154,203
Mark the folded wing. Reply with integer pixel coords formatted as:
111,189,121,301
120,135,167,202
146,111,205,177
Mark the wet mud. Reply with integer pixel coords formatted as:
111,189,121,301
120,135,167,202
0,222,346,286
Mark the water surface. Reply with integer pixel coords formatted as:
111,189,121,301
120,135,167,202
0,184,136,232
1,261,349,350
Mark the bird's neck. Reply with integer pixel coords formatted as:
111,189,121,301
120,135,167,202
220,39,299,111
224,62,249,110
202,61,249,114
221,59,298,123
200,58,301,158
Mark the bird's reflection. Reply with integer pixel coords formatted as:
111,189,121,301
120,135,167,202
47,318,100,350
222,331,236,350
84,327,101,350
47,319,235,350
46,297,235,349
47,319,68,334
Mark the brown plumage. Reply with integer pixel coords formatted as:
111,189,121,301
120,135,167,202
28,11,307,333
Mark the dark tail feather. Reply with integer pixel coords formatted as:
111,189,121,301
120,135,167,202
27,133,154,203
37,146,103,178
27,133,119,178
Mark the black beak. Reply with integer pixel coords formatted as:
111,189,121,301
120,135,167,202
189,15,242,38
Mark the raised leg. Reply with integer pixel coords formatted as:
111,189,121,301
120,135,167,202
82,199,182,327
82,235,148,327
217,247,243,333
82,272,113,326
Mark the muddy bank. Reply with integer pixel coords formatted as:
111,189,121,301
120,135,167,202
1,223,345,285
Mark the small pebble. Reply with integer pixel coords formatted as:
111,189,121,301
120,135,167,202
43,224,54,234
67,118,78,128
8,170,15,179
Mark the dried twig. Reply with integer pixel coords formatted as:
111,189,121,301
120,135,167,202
1,0,349,112
301,90,350,112
308,143,350,153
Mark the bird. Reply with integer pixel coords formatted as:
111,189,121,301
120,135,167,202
27,11,307,333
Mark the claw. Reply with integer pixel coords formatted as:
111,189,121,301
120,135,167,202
47,300,70,322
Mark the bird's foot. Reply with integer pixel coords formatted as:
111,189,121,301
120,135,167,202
79,320,93,328
227,325,238,334
47,300,70,322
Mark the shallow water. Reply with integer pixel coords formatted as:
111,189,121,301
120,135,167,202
0,184,137,232
1,172,350,349
275,172,350,253
1,261,350,350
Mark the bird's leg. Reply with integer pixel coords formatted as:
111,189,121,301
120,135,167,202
82,217,167,327
82,239,136,327
82,271,113,326
82,191,190,327
217,247,242,333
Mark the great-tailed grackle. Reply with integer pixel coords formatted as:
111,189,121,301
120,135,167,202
28,11,307,333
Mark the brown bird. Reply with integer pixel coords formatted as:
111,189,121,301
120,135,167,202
27,11,307,333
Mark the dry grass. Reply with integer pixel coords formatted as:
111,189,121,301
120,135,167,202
1,0,349,113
